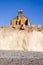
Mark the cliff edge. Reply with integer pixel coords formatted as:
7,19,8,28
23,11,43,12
0,25,43,51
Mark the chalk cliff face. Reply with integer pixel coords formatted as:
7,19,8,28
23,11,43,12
0,25,43,51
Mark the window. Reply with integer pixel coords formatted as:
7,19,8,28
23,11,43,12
25,19,28,25
16,21,17,25
19,20,21,25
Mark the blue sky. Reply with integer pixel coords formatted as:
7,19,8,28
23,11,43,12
0,0,43,26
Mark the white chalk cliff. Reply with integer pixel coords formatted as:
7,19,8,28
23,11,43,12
0,25,43,52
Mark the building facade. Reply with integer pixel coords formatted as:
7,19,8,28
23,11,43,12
10,10,31,27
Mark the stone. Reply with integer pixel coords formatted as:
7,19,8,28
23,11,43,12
0,51,43,65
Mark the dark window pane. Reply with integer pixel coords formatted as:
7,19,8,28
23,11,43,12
16,21,17,25
25,19,28,25
19,20,21,25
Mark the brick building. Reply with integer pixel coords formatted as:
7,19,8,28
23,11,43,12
10,10,31,27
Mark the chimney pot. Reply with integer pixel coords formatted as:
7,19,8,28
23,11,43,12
18,10,23,15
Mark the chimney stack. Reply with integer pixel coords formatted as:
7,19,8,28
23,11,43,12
18,10,23,16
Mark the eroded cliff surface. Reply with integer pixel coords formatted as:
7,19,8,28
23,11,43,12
0,25,43,51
